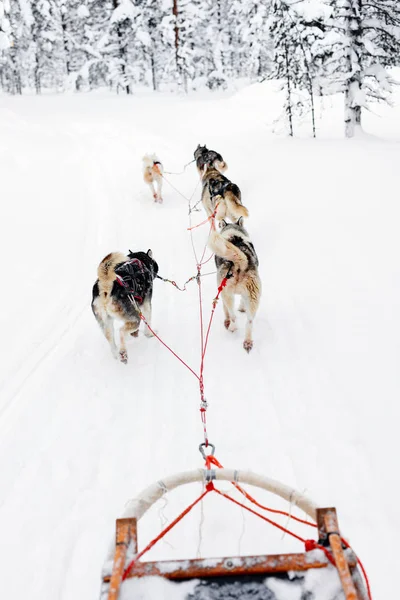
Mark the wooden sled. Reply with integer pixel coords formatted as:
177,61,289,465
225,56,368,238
100,468,369,600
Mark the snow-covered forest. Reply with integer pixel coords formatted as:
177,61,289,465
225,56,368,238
1,0,400,135
1,2,400,600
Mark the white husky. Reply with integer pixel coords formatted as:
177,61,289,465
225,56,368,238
142,153,164,203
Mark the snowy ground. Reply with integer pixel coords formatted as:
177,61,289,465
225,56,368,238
0,84,399,600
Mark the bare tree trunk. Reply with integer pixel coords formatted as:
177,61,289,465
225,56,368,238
34,44,41,94
173,0,179,70
10,55,22,94
35,67,41,94
112,0,131,94
345,83,362,137
173,0,185,90
284,43,293,137
150,54,157,91
344,0,363,138
8,28,22,94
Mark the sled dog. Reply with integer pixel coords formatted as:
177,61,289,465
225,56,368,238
91,249,159,364
194,145,248,224
194,144,228,175
143,153,164,203
208,218,261,352
200,166,249,225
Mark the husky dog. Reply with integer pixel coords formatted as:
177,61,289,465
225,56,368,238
143,153,163,203
194,145,249,225
194,144,228,175
92,249,159,364
208,218,261,352
202,167,249,225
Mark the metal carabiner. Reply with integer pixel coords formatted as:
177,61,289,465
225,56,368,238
199,442,216,460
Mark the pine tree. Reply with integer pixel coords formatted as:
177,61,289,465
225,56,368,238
132,0,175,92
31,0,65,92
0,0,11,54
107,0,138,93
269,0,308,135
329,0,400,137
242,0,271,79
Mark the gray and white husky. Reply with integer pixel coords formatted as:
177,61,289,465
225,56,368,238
208,218,261,352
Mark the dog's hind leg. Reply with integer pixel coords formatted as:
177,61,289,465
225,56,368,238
221,288,237,332
141,300,154,337
118,321,139,364
148,181,158,202
241,280,261,352
92,302,118,359
156,176,163,203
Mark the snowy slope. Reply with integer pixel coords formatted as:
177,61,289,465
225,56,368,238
0,86,399,600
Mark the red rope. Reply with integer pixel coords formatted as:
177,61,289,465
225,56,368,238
198,273,230,445
198,251,215,267
187,203,219,231
122,484,214,580
205,454,317,529
197,263,208,445
139,315,199,381
212,488,336,566
213,487,307,543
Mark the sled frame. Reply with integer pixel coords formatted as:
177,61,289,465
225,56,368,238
104,508,365,600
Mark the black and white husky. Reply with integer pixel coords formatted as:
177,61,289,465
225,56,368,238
194,144,249,225
194,144,228,174
208,218,261,352
91,249,158,364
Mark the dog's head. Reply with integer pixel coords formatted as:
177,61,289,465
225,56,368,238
143,153,160,169
127,249,159,278
194,144,227,175
219,217,248,235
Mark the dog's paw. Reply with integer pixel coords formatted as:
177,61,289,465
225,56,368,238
131,330,139,338
243,340,253,353
119,350,128,364
224,319,237,332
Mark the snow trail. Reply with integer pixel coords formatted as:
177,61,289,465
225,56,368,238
0,88,399,599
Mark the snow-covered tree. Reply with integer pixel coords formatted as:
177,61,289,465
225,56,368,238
131,0,175,91
0,0,11,58
31,0,65,91
328,0,400,136
241,0,271,79
269,0,313,135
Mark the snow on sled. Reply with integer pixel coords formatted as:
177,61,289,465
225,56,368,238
100,465,370,600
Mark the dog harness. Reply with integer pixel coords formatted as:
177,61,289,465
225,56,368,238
115,258,153,304
208,178,231,199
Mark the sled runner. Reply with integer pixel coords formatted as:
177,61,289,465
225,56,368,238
100,465,369,600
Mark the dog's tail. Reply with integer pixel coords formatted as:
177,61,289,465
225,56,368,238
208,230,248,271
97,252,127,293
214,159,228,173
224,190,249,220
